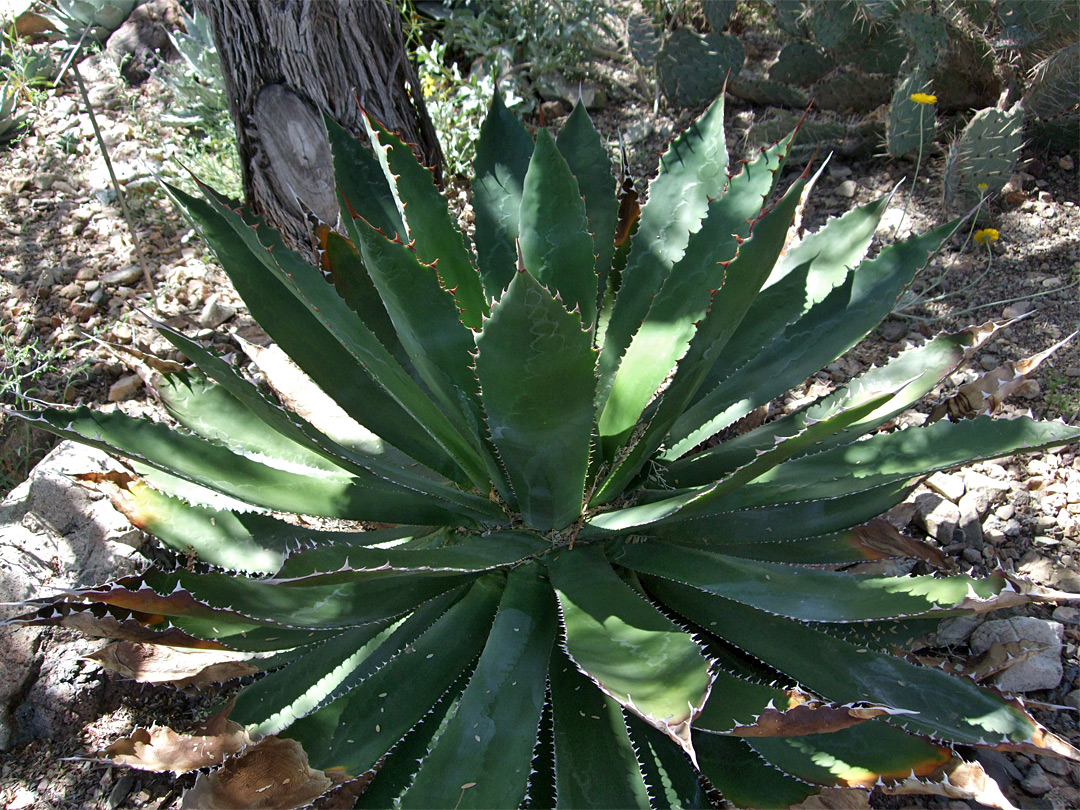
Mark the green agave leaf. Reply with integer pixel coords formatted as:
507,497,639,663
693,668,790,735
529,700,558,810
652,579,1044,747
597,95,729,406
545,543,713,757
519,128,598,329
475,270,596,531
717,415,1080,509
668,221,957,458
473,93,535,300
693,733,815,809
153,567,478,630
15,407,479,526
273,530,549,579
665,324,989,487
749,720,952,788
165,182,465,482
287,575,502,774
594,149,803,498
612,540,1001,622
549,647,651,810
344,214,492,462
361,114,487,328
626,713,714,809
231,617,404,736
325,115,406,239
589,391,892,533
323,231,410,368
633,480,916,545
598,143,799,460
400,564,556,809
555,102,618,315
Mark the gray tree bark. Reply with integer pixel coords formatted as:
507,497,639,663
196,0,444,256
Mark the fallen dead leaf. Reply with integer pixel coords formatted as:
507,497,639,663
180,736,334,810
881,758,1017,810
87,640,259,687
96,715,251,775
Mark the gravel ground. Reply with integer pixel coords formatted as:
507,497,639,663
0,41,1078,810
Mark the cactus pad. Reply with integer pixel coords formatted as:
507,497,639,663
886,66,937,158
627,12,662,67
943,103,1024,215
658,29,745,106
769,41,835,86
899,10,948,67
702,0,737,32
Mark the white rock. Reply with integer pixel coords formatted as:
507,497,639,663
927,471,965,502
837,179,857,198
108,374,143,402
914,492,961,544
969,617,1064,692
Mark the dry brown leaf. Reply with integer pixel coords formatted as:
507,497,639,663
59,610,229,649
847,518,951,568
928,332,1074,422
731,692,905,738
180,736,334,810
87,641,259,687
881,758,1017,810
96,720,251,775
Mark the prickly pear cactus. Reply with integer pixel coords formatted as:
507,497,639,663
1024,40,1080,119
769,41,835,86
657,28,745,106
898,8,948,67
702,0,737,32
806,0,869,51
729,75,809,108
943,102,1024,215
627,12,662,67
886,66,937,158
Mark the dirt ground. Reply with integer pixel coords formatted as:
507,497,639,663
0,34,1078,810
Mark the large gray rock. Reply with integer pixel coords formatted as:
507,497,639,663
969,617,1064,693
0,441,145,750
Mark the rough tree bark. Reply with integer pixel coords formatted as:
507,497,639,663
196,0,444,256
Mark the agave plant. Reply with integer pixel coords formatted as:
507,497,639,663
9,95,1080,809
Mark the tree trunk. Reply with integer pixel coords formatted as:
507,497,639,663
196,0,444,256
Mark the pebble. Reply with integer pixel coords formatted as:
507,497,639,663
927,471,965,503
1021,764,1052,797
969,617,1064,692
915,492,961,545
1003,302,1036,320
1052,606,1080,625
837,179,857,198
1061,155,1075,171
101,265,143,286
199,296,237,329
107,374,143,402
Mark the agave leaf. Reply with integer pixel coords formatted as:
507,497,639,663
594,157,809,500
400,564,556,809
345,214,490,452
14,407,481,527
880,759,1017,810
165,182,466,484
625,713,714,809
473,93,535,299
555,102,619,314
361,114,487,328
519,128,598,328
612,541,1002,622
748,721,956,789
711,520,949,567
589,391,893,533
654,579,1047,747
667,221,957,458
286,575,502,775
549,647,651,810
273,530,549,579
597,96,729,405
475,270,596,531
323,231,410,367
597,142,800,460
665,323,1000,487
693,733,817,809
546,543,713,758
231,592,462,736
325,115,405,239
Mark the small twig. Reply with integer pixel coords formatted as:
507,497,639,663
71,62,157,306
896,280,1079,322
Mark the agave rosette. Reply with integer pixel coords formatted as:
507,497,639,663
9,94,1080,809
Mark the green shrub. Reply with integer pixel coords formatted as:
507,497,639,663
8,94,1079,808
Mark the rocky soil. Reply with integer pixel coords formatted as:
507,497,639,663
0,27,1079,810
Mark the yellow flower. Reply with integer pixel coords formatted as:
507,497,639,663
977,182,989,191
974,228,999,246
910,92,937,105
